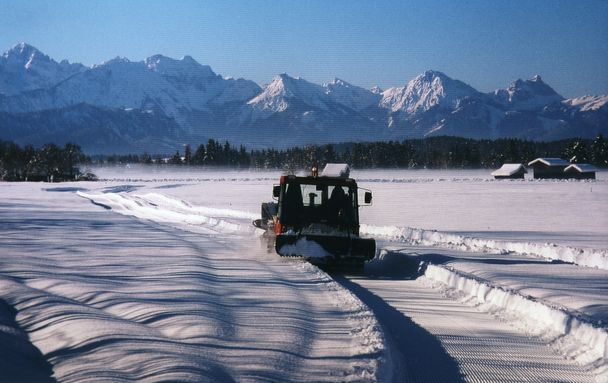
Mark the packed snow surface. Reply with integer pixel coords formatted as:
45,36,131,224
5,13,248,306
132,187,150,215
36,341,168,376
423,263,607,380
1,180,385,382
1,167,606,382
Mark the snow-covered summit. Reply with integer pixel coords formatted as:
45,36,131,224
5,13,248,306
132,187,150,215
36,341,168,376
1,42,606,150
0,43,85,95
563,95,608,112
380,70,480,114
492,75,564,110
145,54,216,80
247,73,330,115
370,86,383,94
2,42,51,65
323,78,381,111
0,44,261,123
98,56,131,66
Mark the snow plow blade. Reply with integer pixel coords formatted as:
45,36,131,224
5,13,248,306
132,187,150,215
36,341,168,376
275,234,376,266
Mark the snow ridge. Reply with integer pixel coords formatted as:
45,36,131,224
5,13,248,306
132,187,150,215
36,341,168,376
423,264,608,381
492,75,564,110
360,224,608,270
564,95,608,112
0,42,86,96
380,70,480,115
77,191,257,234
2,42,607,150
247,73,332,117
324,78,381,111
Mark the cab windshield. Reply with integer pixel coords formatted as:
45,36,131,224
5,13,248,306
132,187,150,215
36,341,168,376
279,181,357,226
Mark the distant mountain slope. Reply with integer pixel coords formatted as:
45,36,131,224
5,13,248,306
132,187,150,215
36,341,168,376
490,75,564,110
0,43,606,153
0,104,184,154
0,43,85,96
380,70,483,115
0,51,260,125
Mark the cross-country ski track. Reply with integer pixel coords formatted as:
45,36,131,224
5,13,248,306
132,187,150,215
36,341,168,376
1,173,606,382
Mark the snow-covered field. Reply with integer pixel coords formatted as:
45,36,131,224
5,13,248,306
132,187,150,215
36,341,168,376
1,166,606,382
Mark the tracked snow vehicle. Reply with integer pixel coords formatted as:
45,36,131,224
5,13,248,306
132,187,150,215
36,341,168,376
253,164,376,267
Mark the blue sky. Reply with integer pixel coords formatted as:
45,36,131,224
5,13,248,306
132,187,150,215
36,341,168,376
1,0,607,97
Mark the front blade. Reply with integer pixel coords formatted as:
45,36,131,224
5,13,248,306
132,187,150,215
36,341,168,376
276,234,375,262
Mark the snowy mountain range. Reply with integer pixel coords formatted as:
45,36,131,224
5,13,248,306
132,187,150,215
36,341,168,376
1,43,606,153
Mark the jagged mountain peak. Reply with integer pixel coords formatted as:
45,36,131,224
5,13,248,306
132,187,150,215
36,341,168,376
98,56,132,67
411,70,476,92
1,43,605,151
2,42,53,67
509,74,560,97
261,73,324,98
247,74,340,116
492,74,564,110
381,70,479,115
4,42,43,57
324,77,381,111
326,77,350,86
563,94,608,112
419,69,448,81
144,53,216,79
0,42,86,96
370,86,383,94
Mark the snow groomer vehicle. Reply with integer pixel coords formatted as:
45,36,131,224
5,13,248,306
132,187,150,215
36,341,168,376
254,164,376,267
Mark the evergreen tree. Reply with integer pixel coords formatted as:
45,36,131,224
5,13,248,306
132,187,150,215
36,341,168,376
40,143,62,181
205,139,218,165
184,144,192,165
322,144,336,165
141,152,153,164
62,143,85,179
169,150,182,164
192,144,206,165
591,134,608,167
564,140,589,163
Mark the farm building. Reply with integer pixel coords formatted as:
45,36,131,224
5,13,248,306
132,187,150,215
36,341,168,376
491,164,527,179
527,158,570,179
564,164,598,180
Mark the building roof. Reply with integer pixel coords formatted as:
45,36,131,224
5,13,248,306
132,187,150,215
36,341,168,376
527,158,570,167
564,163,598,173
321,163,350,178
491,163,528,177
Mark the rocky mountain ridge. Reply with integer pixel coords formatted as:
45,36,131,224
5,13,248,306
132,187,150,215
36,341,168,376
1,43,606,153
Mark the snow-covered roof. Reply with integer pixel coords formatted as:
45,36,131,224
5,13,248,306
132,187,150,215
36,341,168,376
491,163,527,177
564,163,598,173
321,163,350,178
527,158,570,167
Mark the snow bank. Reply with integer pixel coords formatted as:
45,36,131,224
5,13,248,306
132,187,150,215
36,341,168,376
423,264,608,382
361,224,608,270
77,191,257,234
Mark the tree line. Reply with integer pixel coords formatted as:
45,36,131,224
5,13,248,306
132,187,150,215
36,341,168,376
96,135,608,170
3,135,607,182
0,141,95,181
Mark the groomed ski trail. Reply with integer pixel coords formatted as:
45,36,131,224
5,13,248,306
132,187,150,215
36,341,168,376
0,188,387,382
